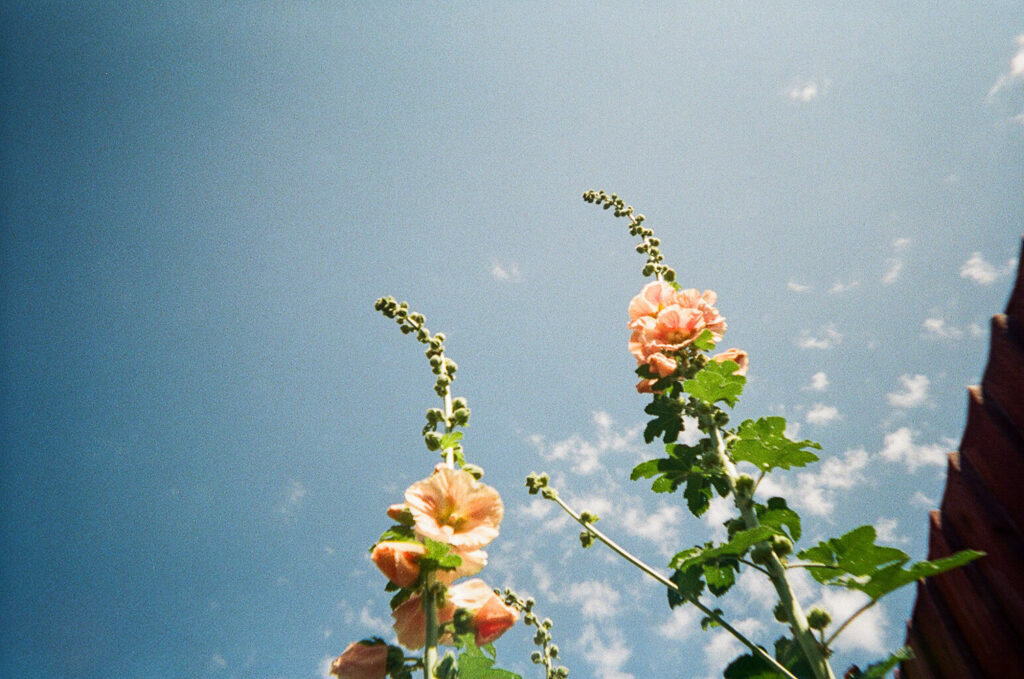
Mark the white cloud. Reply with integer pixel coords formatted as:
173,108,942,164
491,261,521,281
874,517,908,544
887,374,930,408
787,280,811,293
960,252,1014,285
656,606,700,641
319,655,337,679
806,404,841,425
912,490,936,508
577,624,635,679
814,589,888,654
278,479,307,519
787,79,829,103
210,653,228,670
987,33,1024,99
969,322,987,338
568,580,622,619
806,372,829,392
757,448,870,517
797,325,842,350
618,504,684,553
882,258,903,284
359,604,393,635
892,237,911,251
828,280,859,294
922,317,963,339
530,411,640,475
879,427,948,471
703,618,765,674
703,496,734,542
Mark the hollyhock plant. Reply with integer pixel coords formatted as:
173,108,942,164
405,465,504,551
391,578,518,650
329,640,389,679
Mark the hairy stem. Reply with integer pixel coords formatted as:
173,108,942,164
423,572,439,679
709,427,836,679
546,491,798,679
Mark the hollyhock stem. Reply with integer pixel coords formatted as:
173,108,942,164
423,571,439,679
442,389,454,468
708,427,836,679
545,491,798,679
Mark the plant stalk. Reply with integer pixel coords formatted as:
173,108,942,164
423,571,439,679
709,427,836,679
547,491,799,679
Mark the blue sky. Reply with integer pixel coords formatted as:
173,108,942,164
1,4,1022,678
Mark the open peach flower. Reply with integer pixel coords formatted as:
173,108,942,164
391,579,518,649
628,282,727,369
371,540,487,587
712,348,749,376
404,465,503,551
329,640,388,679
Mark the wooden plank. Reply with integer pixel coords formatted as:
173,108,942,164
938,453,1024,640
980,314,1024,437
959,386,1024,534
899,621,942,679
925,512,1022,677
906,579,985,678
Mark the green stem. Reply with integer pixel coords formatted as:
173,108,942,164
423,572,439,679
709,427,836,679
546,491,798,679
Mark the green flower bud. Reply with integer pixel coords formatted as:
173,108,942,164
548,645,559,658
578,511,600,524
530,651,542,664
462,464,484,480
424,432,443,451
452,397,468,411
642,264,655,276
773,602,788,623
452,408,470,426
579,531,595,548
770,535,793,557
807,607,831,630
452,607,474,635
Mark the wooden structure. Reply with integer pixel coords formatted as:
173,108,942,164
898,238,1024,678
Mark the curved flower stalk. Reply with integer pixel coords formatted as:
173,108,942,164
518,192,983,679
328,304,528,679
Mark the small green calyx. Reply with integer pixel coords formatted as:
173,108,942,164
525,472,550,495
807,606,832,630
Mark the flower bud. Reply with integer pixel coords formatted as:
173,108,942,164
424,432,443,451
371,541,425,588
330,640,389,679
770,535,793,557
750,543,773,565
807,607,831,630
462,464,484,480
773,602,788,623
735,474,755,495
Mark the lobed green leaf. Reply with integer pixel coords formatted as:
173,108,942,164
731,418,821,472
683,360,746,408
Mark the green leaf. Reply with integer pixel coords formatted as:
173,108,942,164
692,328,717,352
757,497,802,542
643,393,685,443
722,654,787,679
856,549,985,600
421,538,463,572
629,444,707,493
669,527,778,571
797,526,908,586
700,608,724,630
667,566,705,607
703,561,737,596
683,360,746,407
731,418,821,472
454,634,522,679
439,431,463,449
375,524,417,546
856,646,914,678
684,475,713,516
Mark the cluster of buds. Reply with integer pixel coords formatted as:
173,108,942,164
374,297,457,398
583,190,677,282
501,590,569,679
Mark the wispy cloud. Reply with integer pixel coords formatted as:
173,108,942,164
892,237,911,251
529,411,640,474
987,33,1024,100
797,325,842,350
805,371,829,392
912,490,936,508
882,258,903,284
960,252,1015,285
828,280,859,295
787,280,811,293
878,427,948,471
577,624,635,679
806,404,841,425
757,448,870,517
922,317,963,340
359,604,393,635
278,479,307,519
491,261,522,282
874,517,908,545
787,78,829,103
655,606,700,641
568,580,622,619
703,618,765,674
887,374,930,408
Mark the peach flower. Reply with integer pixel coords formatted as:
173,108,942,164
627,283,728,371
371,540,487,587
712,348,749,376
405,466,503,551
329,641,388,679
628,280,679,323
391,579,518,649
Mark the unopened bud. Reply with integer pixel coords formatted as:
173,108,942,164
424,432,443,450
770,535,793,557
735,474,755,495
773,602,788,623
807,607,831,630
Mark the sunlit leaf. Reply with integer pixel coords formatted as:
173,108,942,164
731,418,820,472
683,360,746,407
